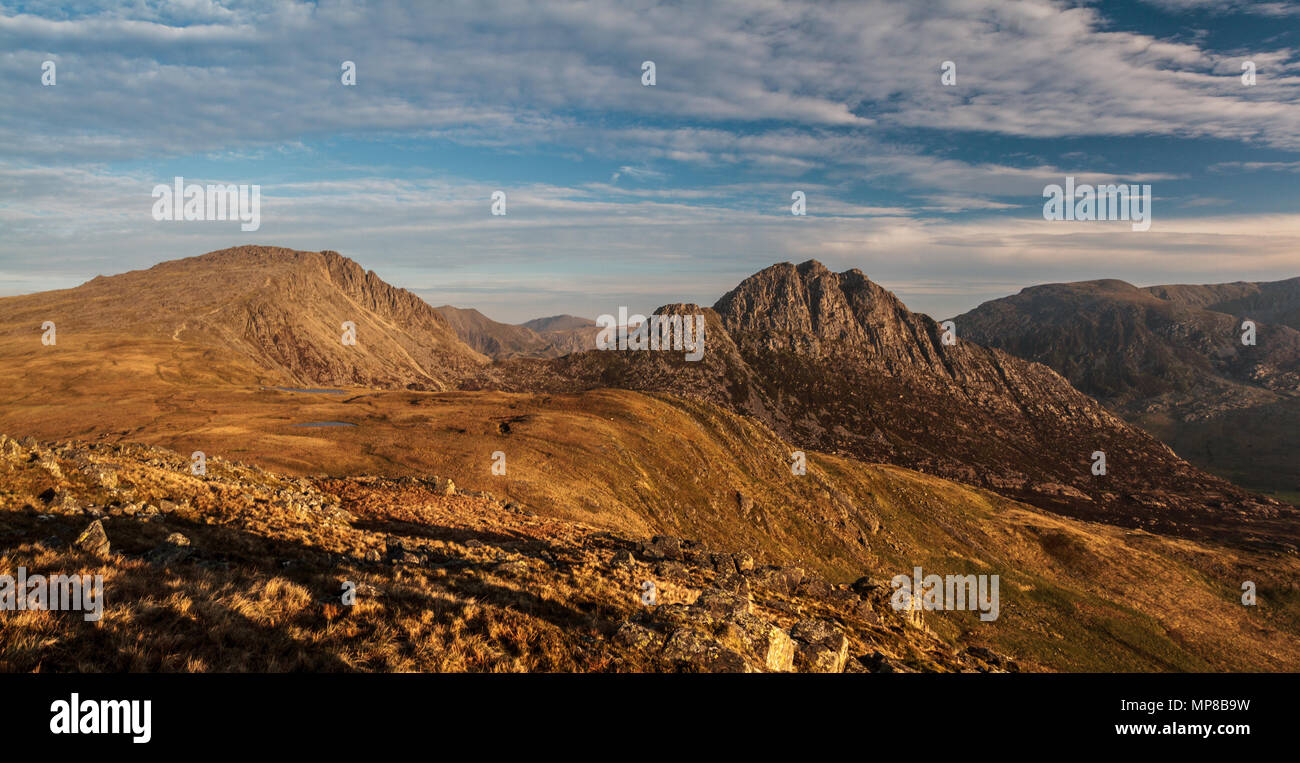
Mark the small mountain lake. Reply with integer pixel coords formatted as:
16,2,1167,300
295,421,357,428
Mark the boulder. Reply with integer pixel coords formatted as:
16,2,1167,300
147,532,193,565
693,588,753,619
73,520,110,556
791,618,850,673
639,535,683,561
662,627,750,673
614,621,661,651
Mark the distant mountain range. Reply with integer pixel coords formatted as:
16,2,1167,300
434,305,596,359
955,277,1300,501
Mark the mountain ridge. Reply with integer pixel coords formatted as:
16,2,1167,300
954,275,1300,498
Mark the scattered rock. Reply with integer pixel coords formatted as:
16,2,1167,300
148,532,193,565
792,618,850,673
639,535,683,562
73,520,110,556
662,627,751,673
614,621,661,650
693,588,753,619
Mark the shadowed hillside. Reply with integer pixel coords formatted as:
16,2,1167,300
955,278,1300,500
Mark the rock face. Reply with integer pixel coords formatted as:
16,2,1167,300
494,260,1296,551
955,278,1300,499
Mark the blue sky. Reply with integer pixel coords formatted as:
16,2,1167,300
1,0,1298,322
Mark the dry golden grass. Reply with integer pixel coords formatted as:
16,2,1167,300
1,432,1298,673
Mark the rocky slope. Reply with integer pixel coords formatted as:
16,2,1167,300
483,261,1297,551
4,434,1298,672
0,433,1000,673
954,278,1300,498
0,246,487,391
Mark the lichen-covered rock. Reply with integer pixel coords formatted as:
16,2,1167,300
693,588,753,619
73,519,110,556
662,627,751,672
614,621,661,651
792,618,849,673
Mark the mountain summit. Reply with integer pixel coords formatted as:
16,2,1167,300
502,259,1296,551
1,246,486,390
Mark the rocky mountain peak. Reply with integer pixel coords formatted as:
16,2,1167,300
712,260,918,358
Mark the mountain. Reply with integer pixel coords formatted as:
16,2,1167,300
435,305,596,359
1146,277,1300,332
954,278,1300,499
484,261,1298,552
2,246,1299,673
520,314,596,333
2,247,1295,549
0,246,487,391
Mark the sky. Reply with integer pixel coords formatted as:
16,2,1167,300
1,0,1298,323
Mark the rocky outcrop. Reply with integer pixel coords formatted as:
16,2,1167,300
489,261,1297,552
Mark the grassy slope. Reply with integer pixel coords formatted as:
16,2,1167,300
0,321,1296,672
